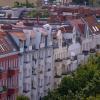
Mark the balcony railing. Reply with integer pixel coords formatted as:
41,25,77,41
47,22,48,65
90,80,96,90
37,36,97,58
55,58,62,62
82,50,89,56
32,70,37,75
54,75,62,78
7,87,18,96
39,70,43,74
40,43,45,48
8,68,19,77
23,89,30,93
96,44,100,49
0,86,7,99
0,70,7,79
24,55,30,63
90,48,96,53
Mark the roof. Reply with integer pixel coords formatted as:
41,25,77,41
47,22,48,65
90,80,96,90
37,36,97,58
84,16,100,34
59,25,73,33
70,19,85,34
95,8,100,16
10,31,26,41
0,31,17,55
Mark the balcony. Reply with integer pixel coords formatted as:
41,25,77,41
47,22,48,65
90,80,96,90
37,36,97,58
48,41,53,46
24,55,30,63
25,45,32,52
32,69,37,75
8,68,19,77
23,89,30,93
29,45,32,51
55,58,62,62
90,48,96,53
53,43,59,49
40,43,45,48
38,70,43,74
0,86,7,99
82,50,89,56
0,70,7,79
19,48,24,53
96,44,100,49
55,74,61,78
71,56,77,61
7,87,18,96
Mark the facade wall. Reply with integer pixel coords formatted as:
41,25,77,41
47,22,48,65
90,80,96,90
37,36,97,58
0,54,19,100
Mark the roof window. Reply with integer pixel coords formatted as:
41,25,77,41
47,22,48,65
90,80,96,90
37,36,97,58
92,26,96,32
95,26,99,31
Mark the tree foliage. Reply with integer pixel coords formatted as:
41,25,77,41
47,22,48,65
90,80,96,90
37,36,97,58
27,9,50,18
43,54,100,100
17,95,29,100
14,1,34,8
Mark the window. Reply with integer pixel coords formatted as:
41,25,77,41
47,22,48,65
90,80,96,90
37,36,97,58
95,26,99,31
41,36,45,43
23,83,27,91
39,50,43,59
92,26,96,32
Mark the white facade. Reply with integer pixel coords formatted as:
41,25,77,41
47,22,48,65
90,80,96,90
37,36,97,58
53,30,68,88
31,25,54,100
8,19,100,100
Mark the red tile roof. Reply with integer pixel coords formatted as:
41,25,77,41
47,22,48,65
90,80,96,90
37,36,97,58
10,32,26,41
95,8,100,16
59,25,73,33
70,19,85,34
0,33,13,55
84,16,100,34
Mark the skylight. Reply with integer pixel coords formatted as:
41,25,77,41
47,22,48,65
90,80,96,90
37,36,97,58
92,26,96,32
95,26,99,31
0,44,4,51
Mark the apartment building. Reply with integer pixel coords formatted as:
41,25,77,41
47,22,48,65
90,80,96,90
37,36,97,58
32,24,54,100
0,5,99,100
52,23,81,88
53,28,67,88
0,31,19,100
0,22,54,100
7,26,34,99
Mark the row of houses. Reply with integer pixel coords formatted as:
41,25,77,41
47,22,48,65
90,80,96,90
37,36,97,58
47,5,100,22
0,12,100,100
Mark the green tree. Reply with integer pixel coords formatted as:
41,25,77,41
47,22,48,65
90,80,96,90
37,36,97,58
17,95,29,100
43,55,100,100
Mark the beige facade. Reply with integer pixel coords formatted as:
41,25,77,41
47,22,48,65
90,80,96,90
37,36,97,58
53,30,68,88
